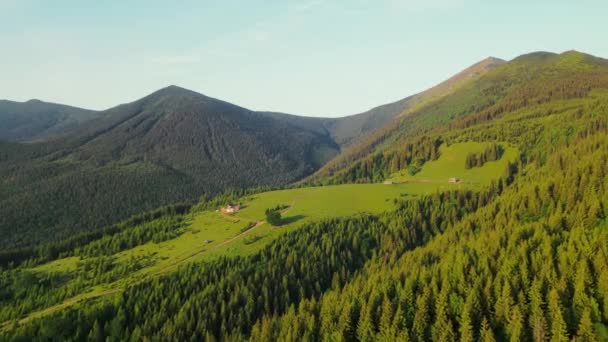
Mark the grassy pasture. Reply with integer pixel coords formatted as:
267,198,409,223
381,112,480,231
31,141,516,280
386,142,519,187
11,141,515,325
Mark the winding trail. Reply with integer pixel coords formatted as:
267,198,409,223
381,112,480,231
152,219,265,276
1,288,122,330
1,220,270,330
1,204,297,331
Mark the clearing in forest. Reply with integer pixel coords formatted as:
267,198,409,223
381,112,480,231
9,141,515,327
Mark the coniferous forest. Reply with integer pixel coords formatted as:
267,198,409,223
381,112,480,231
1,49,608,341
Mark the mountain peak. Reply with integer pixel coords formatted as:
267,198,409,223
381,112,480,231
162,84,189,91
558,49,596,61
473,56,506,70
153,84,200,96
482,56,506,63
138,85,213,107
511,51,558,62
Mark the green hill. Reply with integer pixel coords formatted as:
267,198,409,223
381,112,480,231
0,146,514,331
0,86,343,249
310,50,608,184
0,56,504,251
1,50,608,341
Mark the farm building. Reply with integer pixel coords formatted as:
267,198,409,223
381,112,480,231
448,177,460,184
222,203,241,213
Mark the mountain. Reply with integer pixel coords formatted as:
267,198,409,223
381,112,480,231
309,56,507,179
310,50,607,183
322,56,506,147
0,57,505,249
0,86,343,248
57,85,340,172
0,99,99,142
2,50,608,341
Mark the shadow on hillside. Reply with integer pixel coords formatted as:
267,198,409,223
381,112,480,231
280,215,306,225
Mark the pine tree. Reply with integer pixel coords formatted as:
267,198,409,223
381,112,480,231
479,317,496,342
391,305,408,340
528,280,548,342
495,281,513,328
459,302,475,342
460,287,479,342
378,296,395,340
412,289,430,342
548,289,569,342
575,308,597,342
88,320,104,342
507,304,524,342
356,304,374,342
432,282,455,341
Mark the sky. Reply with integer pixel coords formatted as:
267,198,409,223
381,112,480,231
1,0,607,117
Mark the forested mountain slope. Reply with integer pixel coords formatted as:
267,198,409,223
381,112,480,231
0,100,99,142
1,50,607,341
0,86,341,249
0,56,504,250
322,56,505,147
310,51,606,183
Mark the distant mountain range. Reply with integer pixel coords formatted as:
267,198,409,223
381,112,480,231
0,55,514,248
0,100,99,142
3,49,608,341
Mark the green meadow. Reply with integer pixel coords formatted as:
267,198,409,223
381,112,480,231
11,141,516,326
13,183,427,325
30,141,517,283
32,183,428,276
386,141,519,187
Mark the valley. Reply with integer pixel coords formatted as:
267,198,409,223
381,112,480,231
1,50,608,341
0,142,515,329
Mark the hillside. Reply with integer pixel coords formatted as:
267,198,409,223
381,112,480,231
322,56,506,147
0,86,343,249
308,57,506,178
0,57,505,250
0,137,518,332
310,50,608,183
0,100,99,142
2,50,608,341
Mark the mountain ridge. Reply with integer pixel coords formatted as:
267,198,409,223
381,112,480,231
2,49,608,341
0,50,594,249
0,100,99,142
0,55,509,147
308,49,608,184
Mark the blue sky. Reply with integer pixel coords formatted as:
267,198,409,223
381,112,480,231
1,0,607,117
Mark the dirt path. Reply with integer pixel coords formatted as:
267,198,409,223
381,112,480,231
218,211,240,222
1,288,122,330
153,220,265,276
1,204,297,330
215,221,264,248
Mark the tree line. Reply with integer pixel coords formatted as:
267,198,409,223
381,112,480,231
465,143,504,169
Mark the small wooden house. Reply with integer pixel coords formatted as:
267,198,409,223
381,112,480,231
223,203,241,213
448,177,460,184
